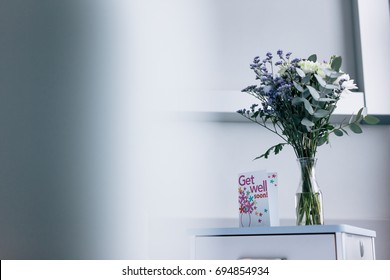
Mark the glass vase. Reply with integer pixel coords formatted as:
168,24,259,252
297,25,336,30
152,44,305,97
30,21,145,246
295,157,324,225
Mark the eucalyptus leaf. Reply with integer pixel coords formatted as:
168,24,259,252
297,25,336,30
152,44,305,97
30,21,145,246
296,67,305,78
349,123,363,134
293,81,304,92
324,84,339,90
302,98,314,115
318,97,336,102
307,54,317,62
327,76,338,84
292,115,301,125
291,96,303,106
313,109,330,118
291,97,314,115
349,113,355,124
341,128,349,135
317,135,328,146
314,74,327,87
324,68,343,79
354,107,364,123
301,118,314,127
306,85,320,100
318,85,333,96
334,129,343,136
331,56,342,72
302,89,310,98
302,75,311,84
363,115,380,125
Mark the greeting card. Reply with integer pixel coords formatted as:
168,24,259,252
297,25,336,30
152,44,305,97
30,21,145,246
238,170,279,227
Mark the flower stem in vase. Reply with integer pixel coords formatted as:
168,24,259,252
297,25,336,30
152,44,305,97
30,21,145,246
295,158,323,225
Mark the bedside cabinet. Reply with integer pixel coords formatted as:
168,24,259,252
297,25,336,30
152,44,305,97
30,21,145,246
192,224,376,260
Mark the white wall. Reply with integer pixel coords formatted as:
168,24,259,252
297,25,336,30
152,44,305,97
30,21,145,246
144,120,390,259
123,0,390,259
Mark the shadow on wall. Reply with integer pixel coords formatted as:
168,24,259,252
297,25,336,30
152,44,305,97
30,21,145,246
0,0,143,259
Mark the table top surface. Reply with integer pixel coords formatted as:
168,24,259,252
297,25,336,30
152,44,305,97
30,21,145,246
192,224,376,237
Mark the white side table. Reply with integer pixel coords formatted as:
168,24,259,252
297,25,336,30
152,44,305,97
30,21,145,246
192,224,376,260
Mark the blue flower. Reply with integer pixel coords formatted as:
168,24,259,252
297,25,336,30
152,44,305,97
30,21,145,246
291,58,301,64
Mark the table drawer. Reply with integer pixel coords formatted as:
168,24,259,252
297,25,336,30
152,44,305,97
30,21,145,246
195,234,337,260
343,234,375,260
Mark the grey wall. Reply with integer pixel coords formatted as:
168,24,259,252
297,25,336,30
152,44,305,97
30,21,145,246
0,0,143,259
0,0,388,260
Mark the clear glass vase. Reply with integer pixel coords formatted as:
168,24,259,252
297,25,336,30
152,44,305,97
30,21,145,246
295,157,324,225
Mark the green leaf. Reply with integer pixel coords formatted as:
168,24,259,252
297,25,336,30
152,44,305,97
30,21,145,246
324,68,343,78
301,118,315,127
314,74,326,87
251,111,259,118
292,97,314,115
296,67,305,78
291,96,302,106
302,75,311,84
334,129,343,136
308,54,317,62
292,115,301,125
302,98,314,115
293,81,304,92
302,89,310,99
274,143,284,154
326,124,335,130
254,143,287,160
354,107,364,123
306,85,320,100
331,56,342,72
318,86,333,96
324,84,338,90
349,123,363,134
363,115,380,125
317,135,328,146
341,128,349,135
318,97,336,102
349,113,355,124
313,109,330,118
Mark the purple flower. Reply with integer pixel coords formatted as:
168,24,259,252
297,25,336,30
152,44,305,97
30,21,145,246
291,58,301,64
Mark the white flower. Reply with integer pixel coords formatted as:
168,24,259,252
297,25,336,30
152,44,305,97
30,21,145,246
316,62,331,78
297,60,319,74
341,79,358,94
334,73,358,95
278,64,288,75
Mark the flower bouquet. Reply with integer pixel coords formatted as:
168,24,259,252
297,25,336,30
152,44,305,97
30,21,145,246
238,50,379,225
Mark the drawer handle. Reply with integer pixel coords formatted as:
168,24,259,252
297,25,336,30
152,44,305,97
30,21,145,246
359,241,364,258
238,257,286,260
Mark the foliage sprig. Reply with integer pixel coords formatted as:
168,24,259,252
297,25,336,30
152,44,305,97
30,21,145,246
238,50,379,159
